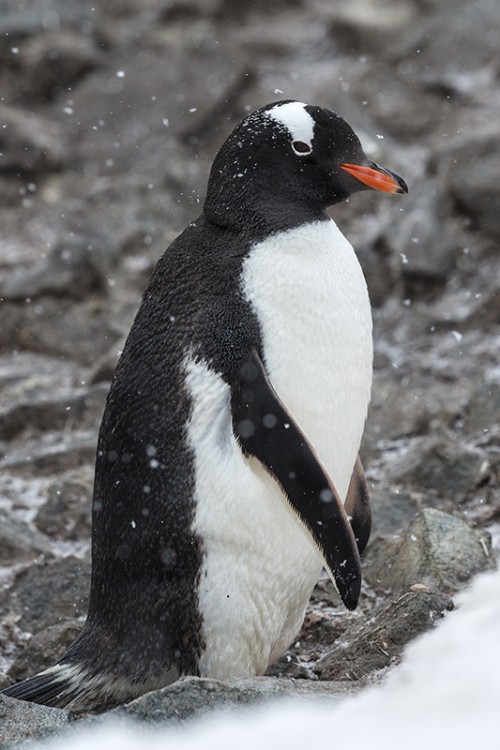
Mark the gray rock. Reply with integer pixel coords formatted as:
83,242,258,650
367,482,423,538
425,259,500,332
386,434,487,499
0,353,80,403
100,676,359,724
364,508,496,594
0,385,107,442
464,383,500,436
8,621,82,683
315,586,453,681
0,432,97,476
0,104,67,174
0,234,111,303
19,30,102,102
0,510,51,564
35,468,94,541
449,142,500,241
0,694,69,748
364,376,472,453
0,298,122,366
0,556,90,634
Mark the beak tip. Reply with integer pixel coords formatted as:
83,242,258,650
395,177,409,195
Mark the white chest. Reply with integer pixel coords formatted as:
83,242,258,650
241,218,373,500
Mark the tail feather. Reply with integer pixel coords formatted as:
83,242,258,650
2,661,179,711
2,664,89,708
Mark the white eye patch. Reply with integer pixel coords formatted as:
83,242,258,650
266,101,315,149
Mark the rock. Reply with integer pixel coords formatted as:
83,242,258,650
0,233,111,303
35,468,94,541
0,352,80,402
0,509,51,564
367,482,423,538
0,104,67,174
0,384,107,442
0,694,69,747
364,508,496,594
449,141,500,242
386,434,487,499
98,676,360,724
383,181,457,297
19,30,102,102
314,586,453,681
7,621,82,683
0,298,122,366
0,556,90,634
0,431,97,475
464,384,500,436
425,259,500,332
363,376,472,453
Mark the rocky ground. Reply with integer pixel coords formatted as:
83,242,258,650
0,0,499,745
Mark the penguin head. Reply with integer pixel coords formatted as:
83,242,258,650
204,100,407,230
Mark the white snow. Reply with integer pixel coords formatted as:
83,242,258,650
19,567,500,749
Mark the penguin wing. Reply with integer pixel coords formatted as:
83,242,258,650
345,456,372,556
230,349,362,610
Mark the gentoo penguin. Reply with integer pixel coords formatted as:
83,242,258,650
2,101,407,711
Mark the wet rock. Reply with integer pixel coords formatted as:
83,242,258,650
100,676,360,725
326,0,417,55
0,384,107,442
364,376,472,453
364,508,496,594
465,383,500,436
88,349,120,384
19,30,102,102
0,104,67,174
0,352,80,400
35,468,94,541
0,510,51,564
8,621,83,683
0,556,90,634
368,483,424,538
424,259,500,333
0,432,97,476
0,298,121,365
314,586,453,681
386,434,487,499
0,234,112,303
449,142,500,241
0,694,69,747
383,181,457,297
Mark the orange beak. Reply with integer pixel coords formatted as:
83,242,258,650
339,163,408,194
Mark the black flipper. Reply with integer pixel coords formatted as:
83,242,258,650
230,349,362,610
345,456,372,556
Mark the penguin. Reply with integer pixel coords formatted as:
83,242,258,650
2,101,407,711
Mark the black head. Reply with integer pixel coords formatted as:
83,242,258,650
204,100,407,233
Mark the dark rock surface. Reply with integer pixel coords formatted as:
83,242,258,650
0,0,499,744
315,586,453,680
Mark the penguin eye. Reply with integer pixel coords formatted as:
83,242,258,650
291,140,312,156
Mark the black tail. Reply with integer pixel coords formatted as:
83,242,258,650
2,659,176,712
2,663,94,709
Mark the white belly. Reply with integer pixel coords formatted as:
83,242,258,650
184,219,372,680
242,218,373,501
